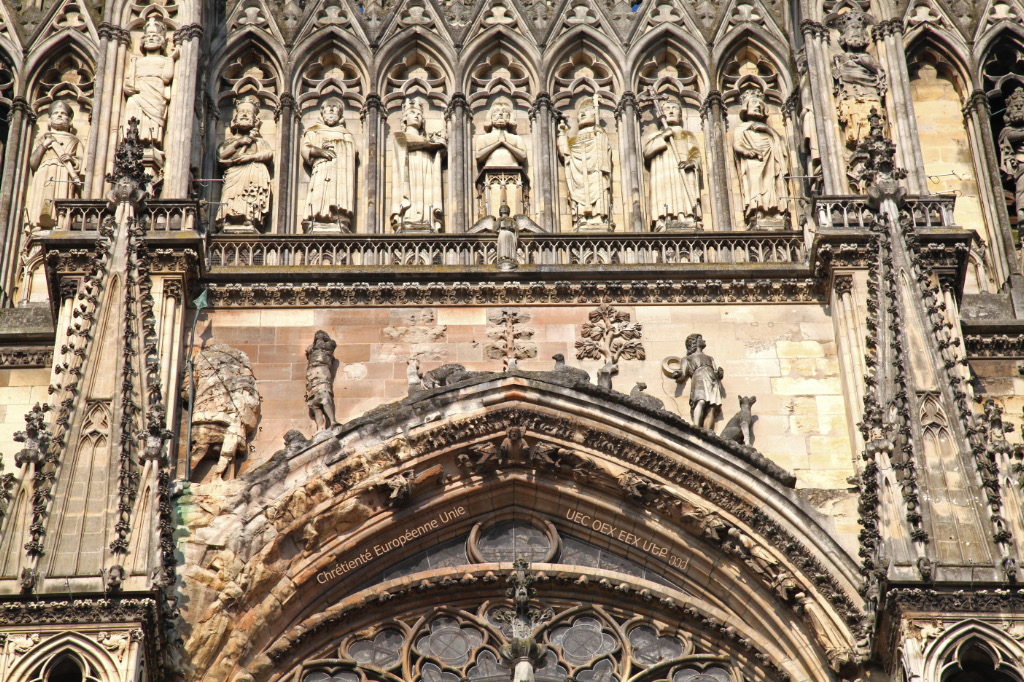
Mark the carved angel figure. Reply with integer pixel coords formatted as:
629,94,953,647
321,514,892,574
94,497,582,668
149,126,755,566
27,100,83,228
123,16,178,151
557,97,613,231
301,97,357,231
391,97,446,232
217,95,273,232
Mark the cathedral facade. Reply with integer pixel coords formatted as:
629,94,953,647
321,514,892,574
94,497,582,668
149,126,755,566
1,0,1024,681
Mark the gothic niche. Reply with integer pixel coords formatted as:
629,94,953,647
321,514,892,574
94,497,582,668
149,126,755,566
552,51,617,233
722,52,791,230
297,50,363,233
212,49,279,233
25,54,94,230
983,40,1024,228
637,47,704,231
383,52,449,233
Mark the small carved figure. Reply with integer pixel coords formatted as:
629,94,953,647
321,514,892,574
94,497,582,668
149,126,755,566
382,471,416,507
142,404,172,461
640,92,702,230
188,344,261,479
391,97,447,232
27,101,83,228
98,631,129,662
305,330,338,431
551,353,590,384
217,95,273,232
668,333,724,429
301,97,357,231
628,381,665,411
475,97,528,217
827,6,885,149
407,357,423,393
420,363,469,389
531,442,594,480
557,96,613,231
14,403,50,466
597,361,618,390
619,472,662,504
9,632,40,655
123,15,179,163
496,203,518,270
720,396,756,445
999,88,1024,224
732,90,790,229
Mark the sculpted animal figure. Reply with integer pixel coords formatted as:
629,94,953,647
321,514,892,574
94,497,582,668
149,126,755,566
420,363,469,389
188,344,261,478
720,396,756,445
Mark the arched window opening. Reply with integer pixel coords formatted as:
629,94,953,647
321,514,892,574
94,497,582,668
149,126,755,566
943,642,1021,682
982,38,1024,232
46,655,84,682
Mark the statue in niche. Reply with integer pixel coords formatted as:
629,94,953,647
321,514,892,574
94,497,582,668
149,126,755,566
474,97,528,218
827,6,885,149
301,97,356,232
305,330,337,431
26,100,83,228
733,89,790,229
664,332,724,430
999,88,1024,225
640,91,702,230
217,95,273,233
391,97,446,233
123,15,178,170
557,96,613,231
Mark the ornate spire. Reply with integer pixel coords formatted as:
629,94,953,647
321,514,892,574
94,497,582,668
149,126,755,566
105,117,152,209
854,108,906,210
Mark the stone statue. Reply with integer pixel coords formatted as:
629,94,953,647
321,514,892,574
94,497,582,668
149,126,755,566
391,97,447,233
474,97,528,217
720,396,756,445
667,333,724,429
557,96,613,231
999,88,1024,224
188,344,261,479
123,15,178,168
733,89,790,229
495,202,518,270
827,6,885,149
301,97,357,232
640,93,702,230
26,100,83,228
217,95,273,232
305,330,337,431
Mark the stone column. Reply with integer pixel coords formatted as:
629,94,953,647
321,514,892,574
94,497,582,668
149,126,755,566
699,91,732,230
158,279,185,476
360,94,382,235
962,90,1024,312
85,23,117,197
91,25,131,197
0,97,32,307
800,20,844,194
831,273,869,459
164,24,203,198
875,20,926,194
615,91,644,232
274,94,296,234
445,93,468,233
51,279,81,388
529,92,556,232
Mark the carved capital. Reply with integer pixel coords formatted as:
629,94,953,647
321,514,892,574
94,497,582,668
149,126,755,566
872,18,902,39
11,96,35,125
173,23,204,44
360,93,383,121
59,278,80,300
274,93,296,122
800,19,827,39
833,274,854,298
783,88,800,117
614,91,639,121
962,90,991,120
529,92,553,121
699,90,723,121
98,23,131,44
444,92,468,122
164,281,183,301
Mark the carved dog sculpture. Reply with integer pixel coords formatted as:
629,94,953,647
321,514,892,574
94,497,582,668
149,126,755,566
720,396,756,445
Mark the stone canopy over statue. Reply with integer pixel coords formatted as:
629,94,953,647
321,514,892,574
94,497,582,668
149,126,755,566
640,90,702,231
391,97,447,233
826,6,885,149
123,15,178,173
732,89,790,229
557,96,613,232
301,97,357,233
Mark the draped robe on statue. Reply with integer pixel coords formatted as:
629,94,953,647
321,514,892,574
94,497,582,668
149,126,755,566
560,127,612,228
27,130,82,227
391,129,444,231
642,126,701,228
218,133,273,228
302,122,356,227
124,53,175,146
733,120,789,224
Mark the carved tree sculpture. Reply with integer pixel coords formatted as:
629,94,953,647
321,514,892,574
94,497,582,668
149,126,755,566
188,344,261,478
574,305,645,366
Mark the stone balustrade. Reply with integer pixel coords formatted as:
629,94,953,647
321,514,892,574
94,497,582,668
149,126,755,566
53,199,199,233
813,195,956,230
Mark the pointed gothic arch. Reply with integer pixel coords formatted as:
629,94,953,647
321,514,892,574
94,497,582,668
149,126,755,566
627,25,710,97
5,631,121,682
180,372,863,682
920,620,1024,682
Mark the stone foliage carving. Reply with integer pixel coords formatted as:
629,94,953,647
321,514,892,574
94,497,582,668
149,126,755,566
474,98,528,218
640,92,702,230
391,97,447,233
664,333,724,429
123,15,179,170
827,6,885,149
733,89,790,229
574,304,645,366
557,97,613,232
999,88,1024,224
27,100,83,228
217,95,273,232
305,330,338,430
302,97,357,232
485,308,536,369
189,344,261,478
